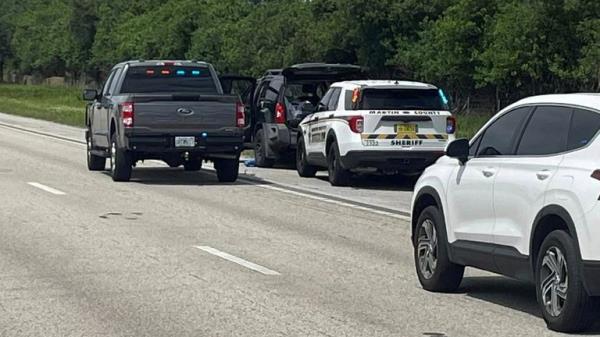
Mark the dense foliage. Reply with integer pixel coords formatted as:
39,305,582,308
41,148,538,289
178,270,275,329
0,0,598,111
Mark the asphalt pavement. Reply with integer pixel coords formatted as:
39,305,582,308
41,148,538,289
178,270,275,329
0,112,593,337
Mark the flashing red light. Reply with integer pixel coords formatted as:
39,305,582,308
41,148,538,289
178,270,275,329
146,69,155,75
352,88,361,104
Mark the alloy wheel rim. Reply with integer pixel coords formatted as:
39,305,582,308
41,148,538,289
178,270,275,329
540,246,568,317
417,219,438,279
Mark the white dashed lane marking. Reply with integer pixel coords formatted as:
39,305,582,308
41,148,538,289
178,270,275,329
27,182,66,195
194,246,281,276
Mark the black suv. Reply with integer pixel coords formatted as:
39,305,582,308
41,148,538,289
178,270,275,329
240,63,363,167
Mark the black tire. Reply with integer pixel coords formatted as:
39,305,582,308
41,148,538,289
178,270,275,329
183,159,202,171
327,141,351,186
254,129,275,168
109,133,132,182
215,158,239,182
536,230,599,332
86,130,106,171
296,137,318,178
414,206,464,292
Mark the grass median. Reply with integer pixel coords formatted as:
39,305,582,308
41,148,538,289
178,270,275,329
0,83,85,127
0,83,492,138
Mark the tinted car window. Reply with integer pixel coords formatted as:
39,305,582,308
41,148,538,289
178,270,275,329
265,79,283,102
120,66,217,94
469,136,482,157
359,89,447,110
101,70,117,97
568,108,600,151
344,90,354,110
477,107,531,156
328,88,341,111
107,68,122,95
516,106,572,155
318,89,333,111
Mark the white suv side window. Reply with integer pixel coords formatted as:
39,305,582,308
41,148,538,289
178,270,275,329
476,107,531,157
516,106,571,155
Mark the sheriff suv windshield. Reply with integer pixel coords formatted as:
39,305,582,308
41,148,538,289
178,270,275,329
120,66,218,94
353,88,448,110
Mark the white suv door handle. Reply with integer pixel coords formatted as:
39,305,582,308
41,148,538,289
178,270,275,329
536,170,552,181
482,168,495,178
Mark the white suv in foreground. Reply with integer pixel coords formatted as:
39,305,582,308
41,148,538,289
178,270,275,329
412,94,600,332
296,80,455,186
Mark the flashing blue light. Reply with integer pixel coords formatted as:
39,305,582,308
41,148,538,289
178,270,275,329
176,70,186,76
438,89,449,105
201,132,208,138
192,70,201,76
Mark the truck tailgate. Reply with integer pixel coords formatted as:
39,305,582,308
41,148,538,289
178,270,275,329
130,94,238,133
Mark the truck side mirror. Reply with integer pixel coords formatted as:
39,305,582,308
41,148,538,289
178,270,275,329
83,89,98,101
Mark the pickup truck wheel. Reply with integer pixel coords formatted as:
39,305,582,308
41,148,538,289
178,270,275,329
296,137,317,177
327,142,351,186
184,159,202,171
215,158,239,182
109,134,132,182
254,129,275,168
86,132,106,171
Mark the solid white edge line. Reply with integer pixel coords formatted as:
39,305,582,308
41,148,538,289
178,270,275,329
202,162,410,220
257,184,410,220
194,246,280,276
27,182,66,195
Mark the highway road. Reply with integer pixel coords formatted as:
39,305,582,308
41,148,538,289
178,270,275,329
0,113,595,336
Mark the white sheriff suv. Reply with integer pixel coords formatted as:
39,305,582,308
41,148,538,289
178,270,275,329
295,80,456,186
412,94,600,332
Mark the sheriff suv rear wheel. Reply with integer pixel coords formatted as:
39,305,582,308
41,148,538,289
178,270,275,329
327,142,351,186
536,230,599,332
296,137,317,177
414,206,464,292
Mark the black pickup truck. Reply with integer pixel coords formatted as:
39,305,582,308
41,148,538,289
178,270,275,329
83,60,245,182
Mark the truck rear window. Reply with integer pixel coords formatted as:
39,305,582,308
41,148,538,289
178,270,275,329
353,88,447,110
120,66,218,94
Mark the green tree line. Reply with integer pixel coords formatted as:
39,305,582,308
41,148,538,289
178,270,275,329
0,0,598,111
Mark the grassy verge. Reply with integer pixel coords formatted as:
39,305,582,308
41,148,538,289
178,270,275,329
456,114,491,139
0,84,85,127
0,84,493,138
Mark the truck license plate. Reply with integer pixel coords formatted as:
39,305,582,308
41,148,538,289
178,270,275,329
175,136,196,148
396,124,417,134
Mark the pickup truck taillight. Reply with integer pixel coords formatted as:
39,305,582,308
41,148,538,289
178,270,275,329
348,116,364,133
446,116,456,134
120,102,134,128
275,102,286,124
236,101,245,128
